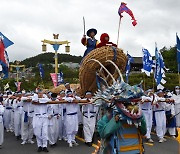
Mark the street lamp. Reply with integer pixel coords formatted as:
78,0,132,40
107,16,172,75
10,61,25,91
41,34,70,74
10,61,25,83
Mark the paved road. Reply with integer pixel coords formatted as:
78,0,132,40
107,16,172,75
143,135,179,154
0,132,94,154
0,132,179,154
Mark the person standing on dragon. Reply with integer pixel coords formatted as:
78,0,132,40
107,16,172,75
81,28,98,58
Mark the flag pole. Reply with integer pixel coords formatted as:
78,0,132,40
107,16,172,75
143,73,146,90
117,17,122,47
152,74,155,91
178,63,180,86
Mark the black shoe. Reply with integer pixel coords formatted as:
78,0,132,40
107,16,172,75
87,142,92,147
53,143,57,147
43,147,49,152
16,136,21,140
50,144,54,148
37,147,42,152
50,143,57,148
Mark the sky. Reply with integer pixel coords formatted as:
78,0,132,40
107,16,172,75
0,0,180,62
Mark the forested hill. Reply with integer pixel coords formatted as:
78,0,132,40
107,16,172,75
11,46,178,72
19,53,82,67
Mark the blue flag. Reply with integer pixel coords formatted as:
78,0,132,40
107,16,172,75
176,33,180,64
38,64,45,79
142,48,153,76
53,44,60,51
125,53,134,83
57,70,64,85
154,45,166,88
0,32,14,48
155,46,161,85
96,73,108,90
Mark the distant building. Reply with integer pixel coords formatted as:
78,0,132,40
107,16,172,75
9,67,35,80
131,57,143,72
61,62,80,69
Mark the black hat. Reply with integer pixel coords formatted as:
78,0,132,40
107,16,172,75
66,90,73,95
51,93,57,98
87,28,97,37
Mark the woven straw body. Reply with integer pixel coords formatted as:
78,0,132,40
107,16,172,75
50,84,80,94
79,46,127,96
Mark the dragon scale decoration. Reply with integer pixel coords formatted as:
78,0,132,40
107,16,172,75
90,59,147,154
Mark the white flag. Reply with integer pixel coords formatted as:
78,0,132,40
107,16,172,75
4,83,9,90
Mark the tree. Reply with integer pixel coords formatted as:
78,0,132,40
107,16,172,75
161,46,178,73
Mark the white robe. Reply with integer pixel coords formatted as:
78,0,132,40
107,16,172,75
172,94,180,127
21,96,34,142
32,94,51,148
0,104,4,145
82,99,98,142
48,103,60,145
64,96,80,143
13,99,23,137
153,96,166,139
141,96,153,139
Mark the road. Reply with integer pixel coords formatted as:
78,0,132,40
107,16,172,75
0,132,179,154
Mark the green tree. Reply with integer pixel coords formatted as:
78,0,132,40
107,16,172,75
161,46,178,73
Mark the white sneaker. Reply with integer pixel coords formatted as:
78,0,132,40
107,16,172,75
163,138,167,142
72,141,79,146
159,138,164,143
28,140,34,144
147,138,154,143
10,129,13,133
171,135,176,139
69,142,73,148
21,141,27,145
59,138,62,141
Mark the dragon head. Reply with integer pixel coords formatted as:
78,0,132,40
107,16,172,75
91,59,144,125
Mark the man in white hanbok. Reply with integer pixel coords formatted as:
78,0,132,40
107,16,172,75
64,90,80,148
48,93,60,147
172,86,180,127
21,93,34,145
32,91,51,152
153,90,167,143
82,91,98,146
141,90,154,143
13,95,23,140
0,100,4,149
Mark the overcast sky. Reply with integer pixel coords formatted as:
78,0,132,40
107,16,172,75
0,0,180,62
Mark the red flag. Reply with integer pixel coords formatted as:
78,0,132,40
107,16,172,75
0,40,6,65
15,82,21,91
118,2,137,26
0,39,9,78
50,73,58,87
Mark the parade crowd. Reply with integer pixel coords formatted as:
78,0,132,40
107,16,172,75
0,83,180,153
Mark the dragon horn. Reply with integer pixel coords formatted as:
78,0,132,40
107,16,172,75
106,60,124,82
91,97,111,104
87,59,116,83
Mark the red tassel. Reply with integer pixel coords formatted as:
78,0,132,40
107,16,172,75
132,20,137,26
